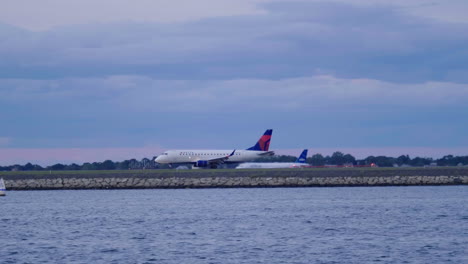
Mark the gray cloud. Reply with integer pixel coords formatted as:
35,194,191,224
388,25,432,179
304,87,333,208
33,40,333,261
1,1,468,154
0,0,267,31
2,75,468,114
2,1,468,31
0,1,467,83
2,74,467,149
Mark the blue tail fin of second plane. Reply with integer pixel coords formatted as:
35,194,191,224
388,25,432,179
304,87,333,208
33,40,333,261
295,149,308,163
247,129,273,151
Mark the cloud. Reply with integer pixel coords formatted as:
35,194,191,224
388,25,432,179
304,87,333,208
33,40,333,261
1,1,467,83
1,74,466,151
266,0,468,24
2,1,468,31
1,75,467,113
0,0,267,31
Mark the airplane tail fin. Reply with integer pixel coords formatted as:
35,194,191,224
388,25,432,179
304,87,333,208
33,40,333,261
247,129,273,151
295,149,308,163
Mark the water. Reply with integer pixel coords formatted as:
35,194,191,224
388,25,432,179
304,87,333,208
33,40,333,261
1,186,467,264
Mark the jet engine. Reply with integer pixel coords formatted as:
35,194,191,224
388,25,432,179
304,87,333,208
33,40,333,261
194,160,209,167
193,160,219,169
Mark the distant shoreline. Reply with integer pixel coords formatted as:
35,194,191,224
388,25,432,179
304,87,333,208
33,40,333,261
2,167,467,190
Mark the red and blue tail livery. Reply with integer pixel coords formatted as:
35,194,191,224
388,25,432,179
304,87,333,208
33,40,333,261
247,129,272,151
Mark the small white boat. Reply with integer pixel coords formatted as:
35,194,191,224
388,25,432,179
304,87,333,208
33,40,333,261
0,178,6,196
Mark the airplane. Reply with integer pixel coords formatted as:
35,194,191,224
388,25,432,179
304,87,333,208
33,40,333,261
155,129,274,169
236,149,310,169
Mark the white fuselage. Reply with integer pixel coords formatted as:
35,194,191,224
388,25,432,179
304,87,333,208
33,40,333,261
236,162,311,169
155,149,271,164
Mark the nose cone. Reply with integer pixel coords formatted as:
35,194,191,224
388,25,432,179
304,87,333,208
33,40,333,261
155,154,167,163
155,155,163,163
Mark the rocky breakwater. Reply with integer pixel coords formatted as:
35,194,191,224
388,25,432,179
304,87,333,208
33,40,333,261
2,167,468,190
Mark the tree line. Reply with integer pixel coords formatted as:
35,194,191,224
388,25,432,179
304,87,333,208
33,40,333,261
254,152,468,167
0,157,168,172
1,152,467,171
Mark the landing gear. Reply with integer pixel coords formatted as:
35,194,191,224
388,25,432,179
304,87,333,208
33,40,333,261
191,165,218,169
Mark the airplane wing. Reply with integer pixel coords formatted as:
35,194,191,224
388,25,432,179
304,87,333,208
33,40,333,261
205,150,236,166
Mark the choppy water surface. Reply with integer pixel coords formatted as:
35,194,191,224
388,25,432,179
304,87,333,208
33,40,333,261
1,186,467,264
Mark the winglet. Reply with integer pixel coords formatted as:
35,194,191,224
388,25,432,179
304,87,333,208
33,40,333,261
228,149,236,157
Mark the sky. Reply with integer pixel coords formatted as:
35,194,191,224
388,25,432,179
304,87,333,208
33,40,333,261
1,0,468,165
